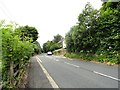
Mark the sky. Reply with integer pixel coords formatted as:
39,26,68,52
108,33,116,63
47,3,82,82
0,0,103,47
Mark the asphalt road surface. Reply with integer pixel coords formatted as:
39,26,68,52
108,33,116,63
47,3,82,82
36,54,119,88
27,57,52,88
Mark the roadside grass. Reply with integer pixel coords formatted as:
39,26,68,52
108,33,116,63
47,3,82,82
53,48,119,65
64,52,119,65
53,48,66,56
64,53,94,61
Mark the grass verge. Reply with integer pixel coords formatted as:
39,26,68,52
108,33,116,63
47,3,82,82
64,52,119,66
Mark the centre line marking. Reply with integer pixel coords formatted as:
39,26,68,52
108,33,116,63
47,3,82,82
93,71,120,81
56,59,59,61
64,62,79,68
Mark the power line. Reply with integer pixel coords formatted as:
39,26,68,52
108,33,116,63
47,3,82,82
0,0,15,21
0,0,17,29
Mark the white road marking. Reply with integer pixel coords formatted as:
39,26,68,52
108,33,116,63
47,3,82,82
93,71,120,81
36,56,42,63
37,56,119,82
36,56,59,88
56,59,59,61
52,58,59,62
64,61,119,81
64,62,79,68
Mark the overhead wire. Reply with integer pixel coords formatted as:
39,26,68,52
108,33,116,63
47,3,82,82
0,0,15,21
0,0,17,29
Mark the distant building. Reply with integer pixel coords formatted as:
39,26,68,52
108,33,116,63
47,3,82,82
62,39,66,49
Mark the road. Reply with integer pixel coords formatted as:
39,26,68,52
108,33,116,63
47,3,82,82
36,54,119,88
27,57,52,88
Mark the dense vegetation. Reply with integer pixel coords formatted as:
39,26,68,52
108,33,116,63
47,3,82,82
15,25,38,42
1,20,41,88
65,2,120,64
43,34,63,53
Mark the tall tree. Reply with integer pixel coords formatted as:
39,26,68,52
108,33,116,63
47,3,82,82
65,1,120,64
15,25,38,42
97,1,120,53
43,34,63,52
73,2,99,53
65,28,75,52
34,41,42,54
53,34,63,43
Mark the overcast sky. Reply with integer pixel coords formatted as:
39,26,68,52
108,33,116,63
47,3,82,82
0,0,103,46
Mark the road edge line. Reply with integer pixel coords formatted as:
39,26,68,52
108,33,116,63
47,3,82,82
36,56,59,88
36,56,42,63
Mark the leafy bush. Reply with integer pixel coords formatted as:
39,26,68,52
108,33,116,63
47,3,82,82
1,21,35,88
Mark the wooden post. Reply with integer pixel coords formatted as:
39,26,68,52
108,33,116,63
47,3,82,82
62,37,64,56
10,61,14,87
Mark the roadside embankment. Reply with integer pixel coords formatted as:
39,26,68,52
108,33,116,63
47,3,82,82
53,49,119,66
64,52,119,66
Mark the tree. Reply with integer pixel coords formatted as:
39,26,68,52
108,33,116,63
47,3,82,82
65,2,100,53
65,28,75,52
43,34,63,52
34,41,42,54
97,1,120,53
43,42,48,53
15,25,38,42
65,1,120,64
53,34,63,43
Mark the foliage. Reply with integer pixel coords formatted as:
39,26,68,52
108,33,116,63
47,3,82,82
15,25,38,42
65,2,120,64
33,41,42,54
43,34,63,53
64,52,119,65
53,48,66,56
1,21,38,88
98,1,120,53
53,34,63,43
65,26,76,52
